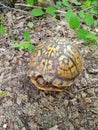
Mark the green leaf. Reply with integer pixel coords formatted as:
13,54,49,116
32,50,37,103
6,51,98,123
84,13,93,27
11,43,20,48
82,0,91,9
31,8,44,16
0,90,11,97
71,0,81,5
65,10,74,22
27,43,35,51
12,41,29,49
78,11,85,18
77,28,89,39
62,0,71,8
69,16,80,30
24,31,30,41
27,22,34,28
86,33,97,42
91,1,98,6
94,21,98,27
12,41,35,51
19,41,30,49
26,0,35,5
0,24,6,35
54,1,62,9
46,6,56,16
65,10,80,30
90,8,98,14
77,28,97,43
0,14,4,24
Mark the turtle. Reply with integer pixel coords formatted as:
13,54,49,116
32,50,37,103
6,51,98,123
28,38,83,92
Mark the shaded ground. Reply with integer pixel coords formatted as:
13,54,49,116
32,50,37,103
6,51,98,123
0,9,98,130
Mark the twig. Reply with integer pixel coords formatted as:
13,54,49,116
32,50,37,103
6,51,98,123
82,4,98,12
15,3,66,14
78,84,98,92
0,3,30,14
1,2,97,15
16,3,98,14
91,110,98,115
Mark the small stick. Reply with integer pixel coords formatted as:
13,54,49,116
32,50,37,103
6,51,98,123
0,3,30,14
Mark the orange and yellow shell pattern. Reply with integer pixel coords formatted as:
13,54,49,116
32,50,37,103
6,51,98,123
29,38,83,91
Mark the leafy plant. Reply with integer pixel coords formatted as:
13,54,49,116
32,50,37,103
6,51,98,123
28,0,98,44
11,0,98,50
26,0,35,5
31,8,44,16
46,6,56,16
83,13,94,27
0,14,6,35
54,1,62,9
85,33,97,43
69,16,80,30
62,0,71,8
27,22,34,28
77,29,89,40
82,0,92,9
64,1,98,44
12,41,35,51
24,30,31,41
66,10,80,30
12,30,34,51
0,25,6,35
0,90,11,97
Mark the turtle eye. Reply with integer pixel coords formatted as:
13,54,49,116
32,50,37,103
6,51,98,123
37,76,44,85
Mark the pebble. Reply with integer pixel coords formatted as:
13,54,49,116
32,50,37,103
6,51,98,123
84,72,92,84
49,125,58,130
2,100,13,107
69,123,74,130
3,124,7,128
48,95,54,102
22,103,38,116
87,88,95,96
70,98,77,105
64,99,68,107
72,111,79,119
94,87,98,93
28,123,38,130
81,78,87,86
16,94,28,105
40,97,49,106
80,127,85,130
16,96,22,105
94,100,98,114
77,103,87,112
94,100,98,108
81,91,87,98
95,28,98,32
21,127,26,130
85,98,92,103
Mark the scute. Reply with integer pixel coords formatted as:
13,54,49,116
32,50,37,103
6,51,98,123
29,38,83,91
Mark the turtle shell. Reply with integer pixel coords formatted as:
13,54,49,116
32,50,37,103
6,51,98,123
29,38,83,91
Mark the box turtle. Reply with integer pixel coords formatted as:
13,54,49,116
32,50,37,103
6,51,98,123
29,38,83,91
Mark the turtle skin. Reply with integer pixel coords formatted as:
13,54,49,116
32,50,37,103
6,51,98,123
29,38,83,91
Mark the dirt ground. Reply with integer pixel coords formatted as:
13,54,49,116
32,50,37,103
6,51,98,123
0,9,98,130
